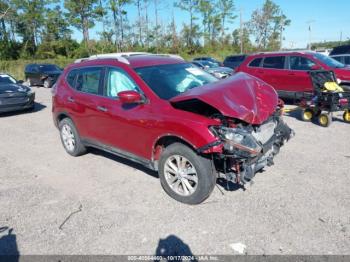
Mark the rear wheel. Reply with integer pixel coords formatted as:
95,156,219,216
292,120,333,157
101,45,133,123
59,118,86,156
343,110,350,123
158,143,216,205
318,113,332,127
301,108,313,122
43,78,52,88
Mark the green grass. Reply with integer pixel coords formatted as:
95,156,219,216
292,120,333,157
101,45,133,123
0,51,237,80
0,58,74,80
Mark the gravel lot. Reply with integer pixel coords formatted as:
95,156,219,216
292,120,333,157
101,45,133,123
0,87,349,256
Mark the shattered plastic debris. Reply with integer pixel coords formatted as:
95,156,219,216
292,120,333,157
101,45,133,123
230,242,247,254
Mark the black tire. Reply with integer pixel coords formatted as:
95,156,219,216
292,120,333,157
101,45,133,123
318,113,332,127
343,110,350,123
300,108,313,122
158,143,216,205
58,118,87,156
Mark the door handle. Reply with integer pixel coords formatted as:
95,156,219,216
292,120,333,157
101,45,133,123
97,106,108,112
67,97,75,103
257,70,264,74
288,73,296,76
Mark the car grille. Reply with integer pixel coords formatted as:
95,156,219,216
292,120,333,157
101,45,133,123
252,120,277,144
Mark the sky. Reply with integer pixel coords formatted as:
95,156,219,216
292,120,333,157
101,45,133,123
67,0,350,49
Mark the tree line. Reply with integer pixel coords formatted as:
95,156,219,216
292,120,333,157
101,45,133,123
0,0,291,60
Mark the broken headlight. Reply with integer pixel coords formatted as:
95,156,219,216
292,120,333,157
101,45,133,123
211,126,262,156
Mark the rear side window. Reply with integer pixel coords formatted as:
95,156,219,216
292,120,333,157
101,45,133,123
249,58,262,67
66,69,78,88
344,56,350,64
289,56,316,70
263,56,285,69
76,67,103,95
332,57,342,63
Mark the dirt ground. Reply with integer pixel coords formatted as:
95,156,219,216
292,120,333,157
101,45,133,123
0,87,349,255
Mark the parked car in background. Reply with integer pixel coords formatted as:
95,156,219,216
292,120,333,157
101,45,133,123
193,56,223,66
236,51,350,98
0,73,35,113
330,54,350,66
192,60,233,79
25,64,62,88
223,54,247,69
329,45,350,56
52,53,293,204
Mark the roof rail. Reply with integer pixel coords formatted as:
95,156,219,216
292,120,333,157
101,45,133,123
74,52,150,64
74,52,185,64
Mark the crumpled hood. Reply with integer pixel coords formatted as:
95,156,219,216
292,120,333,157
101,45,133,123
170,72,279,125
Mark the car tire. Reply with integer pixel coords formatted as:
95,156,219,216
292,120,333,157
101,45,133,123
158,143,216,205
43,78,52,88
59,118,87,157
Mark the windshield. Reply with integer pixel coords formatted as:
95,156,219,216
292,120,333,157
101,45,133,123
135,63,218,100
0,74,17,84
313,53,345,68
39,64,61,71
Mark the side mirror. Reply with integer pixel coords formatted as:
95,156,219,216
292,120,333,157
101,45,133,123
17,80,24,84
118,90,144,104
310,64,322,70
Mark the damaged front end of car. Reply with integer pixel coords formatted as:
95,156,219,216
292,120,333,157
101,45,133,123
171,72,295,185
207,109,294,185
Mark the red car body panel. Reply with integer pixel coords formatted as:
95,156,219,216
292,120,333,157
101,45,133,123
237,51,350,94
170,73,278,125
53,56,279,161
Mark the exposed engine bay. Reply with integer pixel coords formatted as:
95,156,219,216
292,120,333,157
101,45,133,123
172,98,294,186
210,111,294,185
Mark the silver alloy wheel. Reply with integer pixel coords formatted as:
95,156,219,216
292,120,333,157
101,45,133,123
61,124,76,152
164,155,198,196
44,79,50,88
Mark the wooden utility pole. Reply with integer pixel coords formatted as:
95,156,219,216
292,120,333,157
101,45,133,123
240,8,243,54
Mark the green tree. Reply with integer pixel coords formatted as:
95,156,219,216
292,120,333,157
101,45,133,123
248,0,290,50
174,0,199,51
218,0,236,45
64,0,100,43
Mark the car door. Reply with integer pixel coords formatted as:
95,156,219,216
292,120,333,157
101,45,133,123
257,56,289,91
64,66,105,140
25,64,39,84
286,55,316,93
91,65,156,159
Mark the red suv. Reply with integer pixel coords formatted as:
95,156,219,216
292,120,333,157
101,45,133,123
236,51,350,98
52,53,293,204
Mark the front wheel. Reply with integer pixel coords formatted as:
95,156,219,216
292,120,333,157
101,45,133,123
318,113,332,127
343,110,350,123
158,143,216,205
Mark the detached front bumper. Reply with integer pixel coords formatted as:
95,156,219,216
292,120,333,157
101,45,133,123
213,117,294,184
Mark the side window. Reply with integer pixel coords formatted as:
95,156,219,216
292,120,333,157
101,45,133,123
332,57,342,63
76,67,103,95
344,56,350,65
263,56,286,69
249,58,262,67
105,67,139,98
66,69,78,88
290,56,316,70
